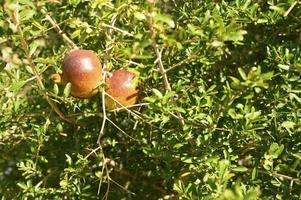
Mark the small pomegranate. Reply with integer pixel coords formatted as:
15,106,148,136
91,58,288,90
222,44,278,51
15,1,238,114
105,69,139,110
51,49,102,98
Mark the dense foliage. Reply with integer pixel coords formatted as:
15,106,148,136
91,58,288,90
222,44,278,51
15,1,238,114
1,0,301,199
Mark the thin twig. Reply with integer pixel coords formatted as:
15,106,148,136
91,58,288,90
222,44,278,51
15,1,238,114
34,119,50,166
147,13,171,91
108,177,135,195
165,54,200,73
124,59,143,66
146,4,185,125
42,11,78,50
97,14,117,144
97,147,135,196
257,169,301,184
106,118,141,142
101,23,134,37
110,102,149,112
84,146,102,160
283,1,297,17
0,38,8,44
105,92,159,129
98,145,109,196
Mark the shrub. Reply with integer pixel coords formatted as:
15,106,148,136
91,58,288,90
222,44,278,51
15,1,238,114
1,0,301,199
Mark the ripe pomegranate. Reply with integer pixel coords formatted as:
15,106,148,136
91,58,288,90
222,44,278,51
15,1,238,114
105,69,139,110
51,49,102,98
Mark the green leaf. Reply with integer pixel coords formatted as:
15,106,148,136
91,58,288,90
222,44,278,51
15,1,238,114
173,143,184,149
127,68,140,88
154,13,175,28
34,57,56,65
281,121,295,132
228,108,243,119
25,65,33,74
181,157,192,164
245,110,261,120
9,81,26,92
63,83,72,97
29,42,38,56
289,93,301,103
14,99,26,112
187,24,204,36
225,30,247,42
71,29,81,39
20,0,35,8
229,76,241,87
19,9,36,21
152,88,163,99
144,96,156,103
69,0,81,6
232,166,248,172
174,107,186,113
65,154,72,165
17,182,28,190
134,12,146,20
211,40,224,47
261,71,274,80
268,143,284,159
251,167,258,180
269,5,285,13
278,64,290,70
53,84,59,95
238,68,247,80
292,153,301,160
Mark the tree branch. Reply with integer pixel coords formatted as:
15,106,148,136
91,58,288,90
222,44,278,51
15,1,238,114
97,14,117,144
147,12,171,91
257,169,301,184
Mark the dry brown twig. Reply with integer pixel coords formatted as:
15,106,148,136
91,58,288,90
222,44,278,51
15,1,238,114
97,14,117,144
256,169,301,184
96,14,117,198
165,54,200,73
283,1,297,17
101,23,134,37
105,92,159,130
147,13,171,91
146,2,185,126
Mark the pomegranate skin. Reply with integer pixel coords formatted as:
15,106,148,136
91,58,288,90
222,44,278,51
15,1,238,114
105,69,139,110
62,49,102,98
